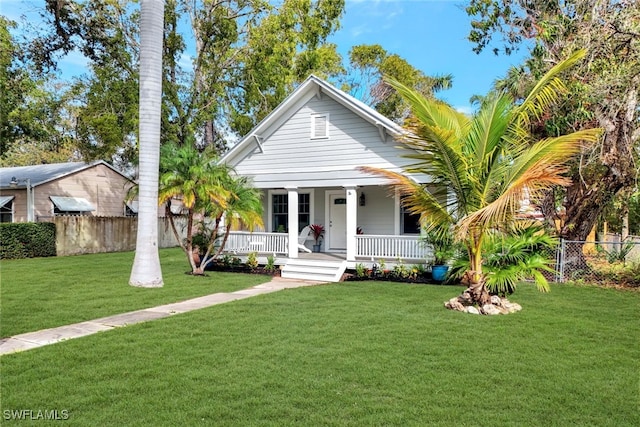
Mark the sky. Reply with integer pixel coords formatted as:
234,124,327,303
329,0,528,113
1,0,529,114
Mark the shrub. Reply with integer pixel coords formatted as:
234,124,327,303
355,263,368,278
246,252,259,270
597,240,636,264
0,222,56,259
391,259,410,279
265,255,276,273
616,262,640,287
222,254,232,267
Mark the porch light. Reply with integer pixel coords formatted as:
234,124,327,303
359,192,366,206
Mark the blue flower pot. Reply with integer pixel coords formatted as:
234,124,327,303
431,265,449,282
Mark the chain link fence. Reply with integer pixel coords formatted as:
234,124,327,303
554,235,640,285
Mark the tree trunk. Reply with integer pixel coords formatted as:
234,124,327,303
468,280,491,305
129,0,165,287
559,82,637,242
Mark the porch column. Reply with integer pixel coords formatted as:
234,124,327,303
286,186,299,258
345,185,357,261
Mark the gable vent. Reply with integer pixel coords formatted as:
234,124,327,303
311,114,329,139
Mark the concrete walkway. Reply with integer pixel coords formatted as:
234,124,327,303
0,277,323,356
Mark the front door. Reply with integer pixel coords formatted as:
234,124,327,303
329,194,347,249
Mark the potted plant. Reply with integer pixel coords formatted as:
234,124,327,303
309,224,325,253
423,226,455,282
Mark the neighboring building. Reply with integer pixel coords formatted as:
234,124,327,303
221,75,436,281
0,161,135,223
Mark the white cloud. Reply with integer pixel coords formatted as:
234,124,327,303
454,105,475,116
178,53,194,71
53,49,90,79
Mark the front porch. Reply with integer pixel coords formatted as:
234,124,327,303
222,184,435,281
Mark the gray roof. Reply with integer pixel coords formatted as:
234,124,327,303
0,161,132,190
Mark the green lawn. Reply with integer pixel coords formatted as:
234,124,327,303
1,281,638,426
0,248,272,337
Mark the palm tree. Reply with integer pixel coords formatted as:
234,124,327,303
159,143,231,275
361,50,602,306
129,0,165,287
447,224,557,296
201,175,264,273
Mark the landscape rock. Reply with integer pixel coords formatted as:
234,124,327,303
503,301,522,313
481,304,501,315
459,291,474,304
466,306,480,315
444,297,464,311
443,293,522,315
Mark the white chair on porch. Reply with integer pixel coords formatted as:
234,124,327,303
297,225,312,253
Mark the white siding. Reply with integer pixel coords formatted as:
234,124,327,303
356,186,396,235
232,96,417,188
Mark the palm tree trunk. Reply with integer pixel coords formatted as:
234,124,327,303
129,0,165,287
467,244,491,305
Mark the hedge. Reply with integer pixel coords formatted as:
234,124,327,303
0,222,57,259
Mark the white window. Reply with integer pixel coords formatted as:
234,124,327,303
268,190,314,232
311,114,329,139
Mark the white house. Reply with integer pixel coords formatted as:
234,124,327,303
221,75,434,281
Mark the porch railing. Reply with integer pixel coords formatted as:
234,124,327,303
224,231,288,254
356,234,431,260
224,232,431,260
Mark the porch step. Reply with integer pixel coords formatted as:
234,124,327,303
281,259,347,283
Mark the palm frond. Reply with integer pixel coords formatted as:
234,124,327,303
515,49,586,128
385,79,472,215
357,166,453,229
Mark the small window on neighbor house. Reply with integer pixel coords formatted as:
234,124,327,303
311,114,329,139
125,201,139,217
0,199,13,223
50,196,95,216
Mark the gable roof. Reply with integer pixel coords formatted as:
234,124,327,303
221,75,404,166
0,161,133,190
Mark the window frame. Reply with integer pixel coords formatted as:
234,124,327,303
310,113,329,139
0,199,13,223
400,204,421,235
268,189,315,232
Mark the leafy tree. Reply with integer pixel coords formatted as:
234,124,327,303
74,64,138,169
0,16,25,155
0,17,79,165
361,51,601,306
466,0,640,242
229,0,345,135
29,0,346,159
343,44,452,122
130,0,165,288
